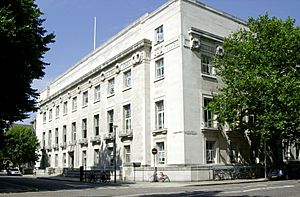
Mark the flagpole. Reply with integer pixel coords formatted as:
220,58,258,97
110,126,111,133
93,16,97,50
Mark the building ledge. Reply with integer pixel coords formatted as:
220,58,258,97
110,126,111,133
152,129,167,136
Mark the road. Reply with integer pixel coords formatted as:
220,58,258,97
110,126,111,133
0,176,299,197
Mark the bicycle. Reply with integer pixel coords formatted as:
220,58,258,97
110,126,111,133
149,172,170,182
88,171,97,182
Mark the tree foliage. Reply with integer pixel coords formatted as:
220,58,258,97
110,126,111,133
4,125,39,167
209,14,300,164
0,0,55,130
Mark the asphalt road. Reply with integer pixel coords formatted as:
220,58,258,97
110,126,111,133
0,176,299,197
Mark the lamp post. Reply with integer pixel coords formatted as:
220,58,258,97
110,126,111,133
113,125,118,183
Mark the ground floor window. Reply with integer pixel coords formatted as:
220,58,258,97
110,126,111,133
156,142,165,164
55,154,58,167
206,141,216,164
82,150,87,167
94,149,99,165
63,153,66,167
124,145,131,163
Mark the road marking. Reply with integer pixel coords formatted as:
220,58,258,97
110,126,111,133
223,185,295,194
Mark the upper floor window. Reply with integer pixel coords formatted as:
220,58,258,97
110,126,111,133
94,84,101,101
55,105,60,118
71,122,76,142
82,91,88,106
155,58,164,79
43,112,46,124
94,114,99,136
72,96,77,111
155,100,164,130
82,118,87,139
107,110,114,133
123,104,131,133
108,78,115,95
203,97,213,128
63,101,68,115
49,109,52,121
155,25,164,43
55,128,59,145
123,70,132,89
201,55,213,75
63,125,67,143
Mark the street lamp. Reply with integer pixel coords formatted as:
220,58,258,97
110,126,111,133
113,125,118,183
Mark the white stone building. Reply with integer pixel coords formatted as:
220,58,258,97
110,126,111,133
35,0,250,181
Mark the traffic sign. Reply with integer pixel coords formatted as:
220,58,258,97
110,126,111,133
152,148,158,155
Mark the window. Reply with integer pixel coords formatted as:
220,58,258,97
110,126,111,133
43,112,46,124
155,58,164,79
72,96,77,111
48,130,52,147
55,154,58,167
155,100,164,130
82,150,87,166
49,109,52,121
108,78,115,95
94,149,99,165
55,128,59,145
94,114,99,136
94,85,101,101
201,55,213,75
123,70,132,89
155,25,164,43
55,105,60,118
42,132,45,148
63,153,66,167
206,141,216,164
107,110,114,133
48,154,51,166
63,101,68,115
82,91,88,106
157,142,165,164
203,98,213,128
63,125,67,143
123,104,131,133
82,118,87,139
71,122,76,142
124,145,131,163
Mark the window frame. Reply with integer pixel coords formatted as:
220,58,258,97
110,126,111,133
155,58,164,80
63,101,68,115
155,100,165,130
94,84,101,102
82,118,87,139
124,145,131,163
156,142,165,164
94,114,100,136
155,25,164,43
123,104,132,133
72,96,77,111
123,70,132,89
206,140,216,164
82,91,89,107
107,78,115,95
203,97,213,128
107,110,114,133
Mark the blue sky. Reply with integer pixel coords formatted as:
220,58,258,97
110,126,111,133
25,0,300,123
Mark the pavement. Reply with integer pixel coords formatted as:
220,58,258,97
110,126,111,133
30,173,268,188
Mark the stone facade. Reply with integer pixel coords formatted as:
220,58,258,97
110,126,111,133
35,0,251,181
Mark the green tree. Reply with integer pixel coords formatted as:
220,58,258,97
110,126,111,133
0,0,55,130
4,125,39,167
210,14,300,166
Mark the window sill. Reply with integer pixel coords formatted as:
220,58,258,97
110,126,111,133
94,99,100,104
201,73,217,80
72,109,77,113
82,104,88,109
152,128,167,136
154,40,164,46
63,113,67,116
154,77,165,83
107,93,115,98
122,87,132,92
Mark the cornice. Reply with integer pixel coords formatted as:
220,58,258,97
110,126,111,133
39,39,151,107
